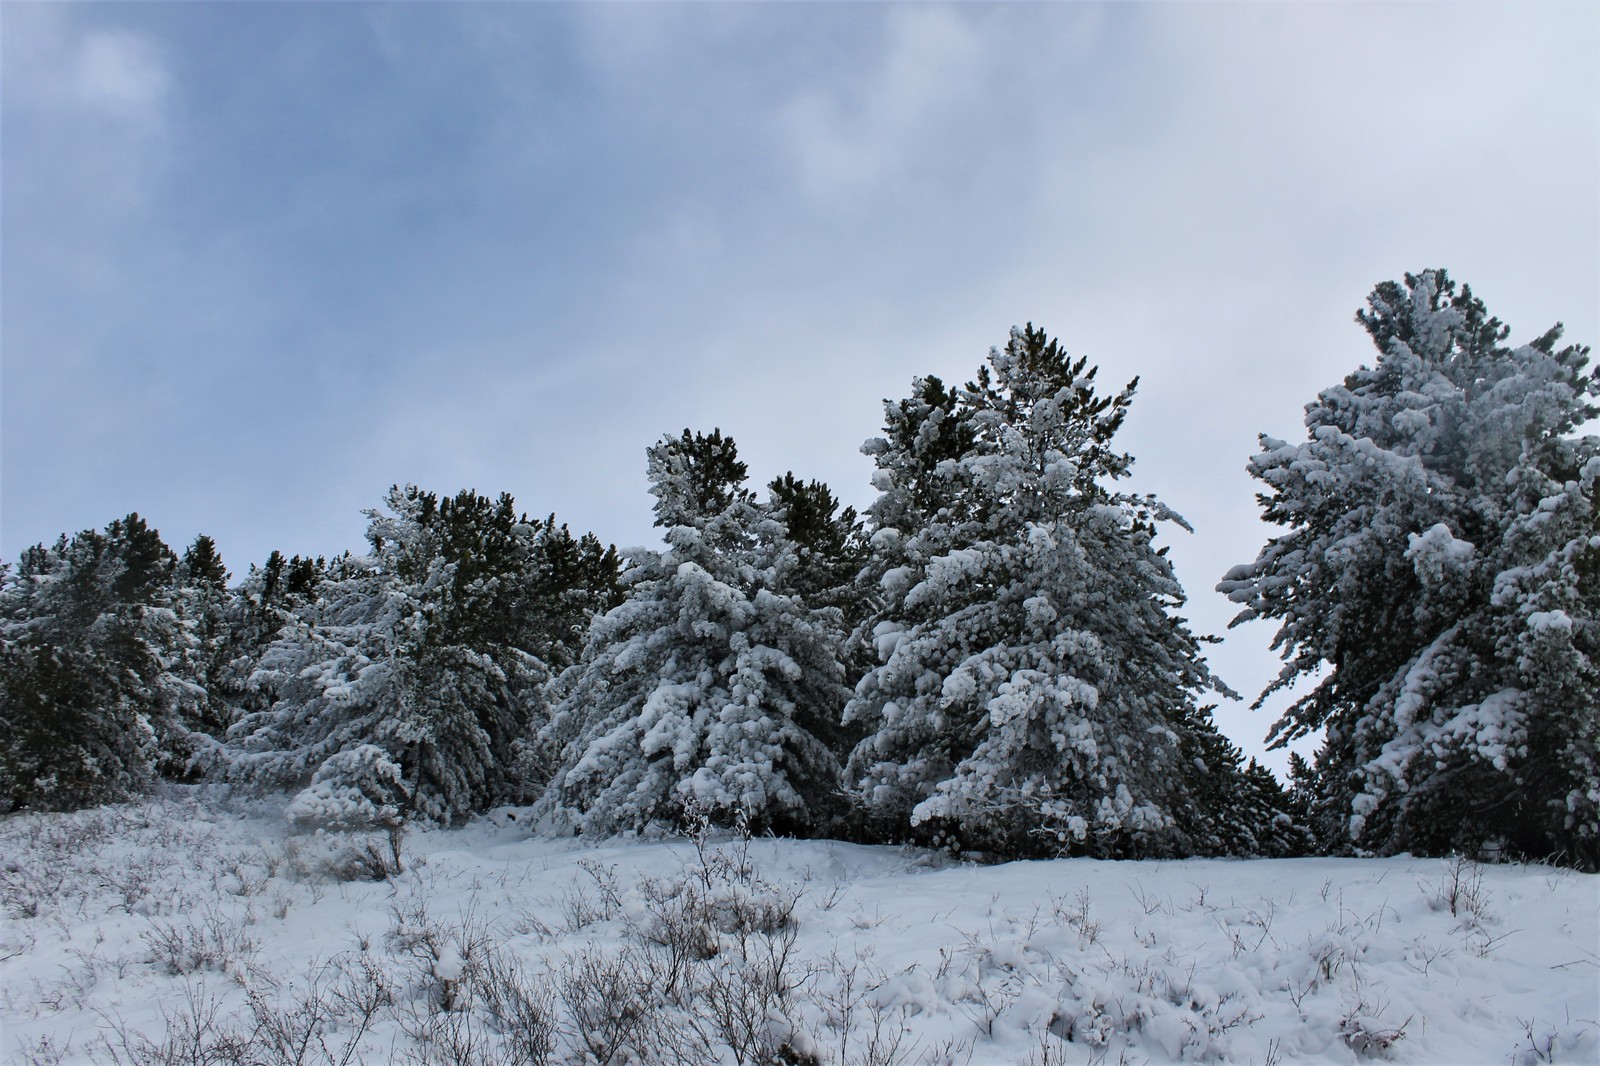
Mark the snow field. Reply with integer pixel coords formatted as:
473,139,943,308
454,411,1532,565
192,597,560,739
1,790,1595,1065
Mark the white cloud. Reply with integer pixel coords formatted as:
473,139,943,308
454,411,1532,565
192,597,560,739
72,29,168,125
777,7,986,199
6,7,169,130
3,8,172,221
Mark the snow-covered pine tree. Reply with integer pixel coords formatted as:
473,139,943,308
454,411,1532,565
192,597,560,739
228,487,598,824
0,515,195,810
764,473,873,715
171,535,235,746
1221,270,1599,868
539,430,851,837
211,551,327,730
846,326,1248,859
225,546,426,816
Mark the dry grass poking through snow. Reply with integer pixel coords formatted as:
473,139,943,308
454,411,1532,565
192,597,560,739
1,789,1596,1065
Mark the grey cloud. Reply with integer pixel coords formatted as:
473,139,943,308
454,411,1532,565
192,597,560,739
4,3,1594,776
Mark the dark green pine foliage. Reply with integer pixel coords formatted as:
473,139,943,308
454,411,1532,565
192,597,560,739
107,514,177,605
766,474,869,622
765,473,870,758
0,515,192,810
182,535,229,588
846,373,980,752
1175,718,1310,857
764,473,871,764
1282,751,1335,851
522,515,623,672
874,375,979,529
655,428,752,529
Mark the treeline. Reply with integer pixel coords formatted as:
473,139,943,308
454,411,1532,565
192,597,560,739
2,270,1594,868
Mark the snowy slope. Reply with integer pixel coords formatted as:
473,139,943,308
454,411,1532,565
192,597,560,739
2,789,1595,1065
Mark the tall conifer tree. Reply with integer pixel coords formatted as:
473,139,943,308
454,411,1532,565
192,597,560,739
847,327,1261,858
1223,271,1599,866
0,515,193,809
539,430,851,836
228,487,617,824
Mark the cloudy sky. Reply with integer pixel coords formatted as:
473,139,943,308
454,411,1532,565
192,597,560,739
4,2,1596,772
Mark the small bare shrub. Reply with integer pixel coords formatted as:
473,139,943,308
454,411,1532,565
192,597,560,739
1338,994,1410,1058
398,1007,494,1066
558,859,625,932
0,810,116,920
95,980,255,1066
142,907,258,981
1054,887,1100,947
14,1034,78,1066
1425,853,1491,922
323,826,407,882
807,959,919,1066
557,944,681,1065
468,946,558,1066
101,853,172,916
220,848,278,898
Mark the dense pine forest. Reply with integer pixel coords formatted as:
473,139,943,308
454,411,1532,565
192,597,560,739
4,271,1595,870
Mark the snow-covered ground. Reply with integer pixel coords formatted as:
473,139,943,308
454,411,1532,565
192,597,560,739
2,789,1595,1065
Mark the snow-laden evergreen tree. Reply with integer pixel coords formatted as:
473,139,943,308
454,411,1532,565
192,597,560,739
846,326,1253,858
539,430,851,837
1221,270,1599,867
227,487,614,824
0,515,197,810
171,535,235,746
283,743,408,831
765,472,873,707
209,551,328,731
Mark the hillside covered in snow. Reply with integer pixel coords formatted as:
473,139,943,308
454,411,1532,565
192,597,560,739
3,790,1594,1065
